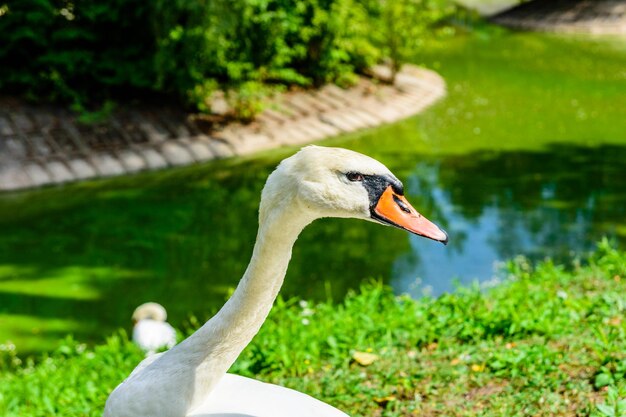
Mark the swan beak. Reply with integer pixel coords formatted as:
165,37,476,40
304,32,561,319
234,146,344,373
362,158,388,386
373,186,448,244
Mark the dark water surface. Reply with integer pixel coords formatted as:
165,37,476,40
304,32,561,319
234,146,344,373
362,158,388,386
391,145,626,296
1,32,625,353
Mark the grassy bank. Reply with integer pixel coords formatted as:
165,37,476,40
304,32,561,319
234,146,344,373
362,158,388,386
1,241,626,416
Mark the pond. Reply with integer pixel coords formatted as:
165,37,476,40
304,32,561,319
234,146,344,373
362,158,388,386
1,31,625,355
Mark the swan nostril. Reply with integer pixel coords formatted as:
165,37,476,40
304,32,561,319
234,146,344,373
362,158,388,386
392,194,411,214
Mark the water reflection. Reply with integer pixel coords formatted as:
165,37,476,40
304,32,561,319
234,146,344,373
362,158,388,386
392,145,626,296
0,156,410,353
1,144,625,353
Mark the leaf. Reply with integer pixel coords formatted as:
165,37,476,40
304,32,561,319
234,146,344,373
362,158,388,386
596,403,615,417
326,336,338,349
373,395,396,406
595,373,614,389
353,351,379,366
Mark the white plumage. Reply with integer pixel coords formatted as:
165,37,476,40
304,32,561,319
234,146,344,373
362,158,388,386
190,374,347,417
104,146,447,417
132,302,177,355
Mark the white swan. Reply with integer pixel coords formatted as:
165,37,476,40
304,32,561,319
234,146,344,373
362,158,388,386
104,146,447,417
132,302,177,355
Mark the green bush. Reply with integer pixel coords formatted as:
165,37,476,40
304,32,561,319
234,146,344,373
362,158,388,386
0,0,157,105
362,0,456,83
0,0,377,113
158,0,378,114
0,0,456,116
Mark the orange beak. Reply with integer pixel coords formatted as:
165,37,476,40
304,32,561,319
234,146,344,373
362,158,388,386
373,186,448,244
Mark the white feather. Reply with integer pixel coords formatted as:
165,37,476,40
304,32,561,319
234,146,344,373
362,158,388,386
190,374,348,417
133,320,176,354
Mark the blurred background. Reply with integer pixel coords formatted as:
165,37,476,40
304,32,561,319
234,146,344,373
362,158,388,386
0,0,625,356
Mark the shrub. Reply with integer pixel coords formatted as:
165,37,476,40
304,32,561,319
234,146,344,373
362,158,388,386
0,0,456,116
0,0,157,106
1,1,375,111
157,0,379,115
363,0,456,83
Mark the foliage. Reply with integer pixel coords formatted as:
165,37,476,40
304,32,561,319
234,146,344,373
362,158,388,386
0,0,461,117
0,0,458,117
364,0,456,82
227,81,280,122
0,333,144,417
594,386,626,417
2,244,626,416
0,0,156,106
151,0,379,115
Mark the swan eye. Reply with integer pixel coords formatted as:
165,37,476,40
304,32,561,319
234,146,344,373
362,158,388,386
346,172,364,182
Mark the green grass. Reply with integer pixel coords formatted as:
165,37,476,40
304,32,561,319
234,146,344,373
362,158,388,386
2,240,626,416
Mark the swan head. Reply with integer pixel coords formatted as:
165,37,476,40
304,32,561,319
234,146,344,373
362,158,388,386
262,146,448,244
132,302,168,324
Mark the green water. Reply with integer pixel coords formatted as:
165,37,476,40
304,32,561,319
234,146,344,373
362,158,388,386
1,31,625,354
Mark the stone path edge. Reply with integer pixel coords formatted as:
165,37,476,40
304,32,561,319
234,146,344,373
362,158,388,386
491,0,626,35
0,65,446,192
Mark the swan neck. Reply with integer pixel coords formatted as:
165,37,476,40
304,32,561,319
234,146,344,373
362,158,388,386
181,200,312,411
225,209,307,324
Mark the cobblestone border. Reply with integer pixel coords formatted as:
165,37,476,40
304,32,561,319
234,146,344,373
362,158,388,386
0,65,445,192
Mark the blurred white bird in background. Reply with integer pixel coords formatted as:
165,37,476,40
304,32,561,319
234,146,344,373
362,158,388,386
131,302,176,355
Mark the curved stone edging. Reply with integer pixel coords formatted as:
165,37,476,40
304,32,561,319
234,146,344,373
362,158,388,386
0,65,446,192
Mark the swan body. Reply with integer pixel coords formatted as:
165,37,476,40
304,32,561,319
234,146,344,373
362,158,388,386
132,302,177,354
189,373,348,417
104,146,447,417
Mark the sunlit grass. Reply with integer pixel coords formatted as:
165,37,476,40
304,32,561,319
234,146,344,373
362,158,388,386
1,242,625,416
